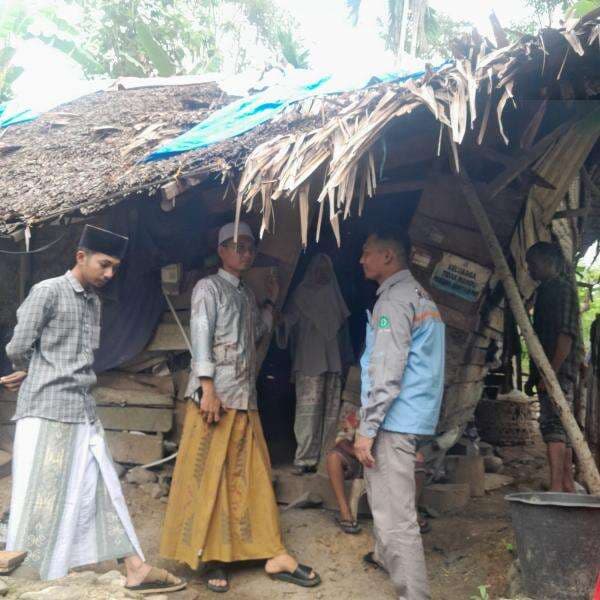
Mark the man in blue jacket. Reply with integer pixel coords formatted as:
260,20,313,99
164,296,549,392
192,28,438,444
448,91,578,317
355,228,445,600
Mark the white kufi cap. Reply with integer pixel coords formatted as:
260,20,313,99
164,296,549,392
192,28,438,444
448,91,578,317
218,221,255,246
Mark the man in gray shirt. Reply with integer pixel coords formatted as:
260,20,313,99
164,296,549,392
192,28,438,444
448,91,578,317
160,222,320,593
355,228,445,600
2,225,185,594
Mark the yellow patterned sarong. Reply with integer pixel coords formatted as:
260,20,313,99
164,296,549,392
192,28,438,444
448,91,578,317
160,403,286,568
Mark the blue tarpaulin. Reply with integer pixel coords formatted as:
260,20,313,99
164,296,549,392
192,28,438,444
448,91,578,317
145,65,434,162
0,106,37,128
0,79,112,129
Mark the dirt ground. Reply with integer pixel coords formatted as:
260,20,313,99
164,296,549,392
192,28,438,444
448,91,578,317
0,440,551,600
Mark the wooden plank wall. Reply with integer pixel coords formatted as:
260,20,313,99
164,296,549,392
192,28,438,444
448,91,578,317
409,174,508,433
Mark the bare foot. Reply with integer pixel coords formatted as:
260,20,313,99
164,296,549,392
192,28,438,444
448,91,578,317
125,562,151,587
206,563,229,588
265,553,317,581
208,578,227,589
339,508,354,522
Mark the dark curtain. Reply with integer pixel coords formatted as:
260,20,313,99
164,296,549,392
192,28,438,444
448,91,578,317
94,197,214,372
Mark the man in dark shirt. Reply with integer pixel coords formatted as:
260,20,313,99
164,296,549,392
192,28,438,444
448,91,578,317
525,241,582,492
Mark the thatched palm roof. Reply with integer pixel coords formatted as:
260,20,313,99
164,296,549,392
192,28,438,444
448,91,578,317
0,81,331,233
0,11,599,235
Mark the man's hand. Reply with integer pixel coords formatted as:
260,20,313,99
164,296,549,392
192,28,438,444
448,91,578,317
0,371,27,393
265,270,280,304
199,386,225,425
354,434,376,468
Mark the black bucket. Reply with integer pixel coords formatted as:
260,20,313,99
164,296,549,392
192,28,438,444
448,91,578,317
506,492,600,599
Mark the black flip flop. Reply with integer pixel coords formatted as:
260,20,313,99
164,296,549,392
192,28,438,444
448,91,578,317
335,516,362,534
363,552,386,572
269,564,321,588
206,567,230,593
124,567,187,595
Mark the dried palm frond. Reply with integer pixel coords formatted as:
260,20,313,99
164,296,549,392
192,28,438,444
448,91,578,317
230,12,598,246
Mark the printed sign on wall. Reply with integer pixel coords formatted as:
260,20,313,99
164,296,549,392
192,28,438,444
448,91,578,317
431,252,491,303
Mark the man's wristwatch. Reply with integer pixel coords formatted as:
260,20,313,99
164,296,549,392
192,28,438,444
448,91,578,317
263,299,275,309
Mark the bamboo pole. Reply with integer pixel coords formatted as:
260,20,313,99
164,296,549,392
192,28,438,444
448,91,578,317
459,172,600,495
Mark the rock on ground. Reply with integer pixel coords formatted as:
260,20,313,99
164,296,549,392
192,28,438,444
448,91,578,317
484,473,515,491
2,570,143,600
484,456,504,473
126,468,158,485
96,570,126,586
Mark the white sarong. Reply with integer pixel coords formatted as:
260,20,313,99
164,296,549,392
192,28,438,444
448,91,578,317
7,417,143,580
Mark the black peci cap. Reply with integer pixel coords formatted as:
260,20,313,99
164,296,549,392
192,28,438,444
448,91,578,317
79,225,129,260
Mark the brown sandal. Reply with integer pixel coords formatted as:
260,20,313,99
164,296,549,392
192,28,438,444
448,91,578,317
125,566,187,595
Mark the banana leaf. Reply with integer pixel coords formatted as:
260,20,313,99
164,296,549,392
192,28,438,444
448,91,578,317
33,33,104,75
135,21,176,77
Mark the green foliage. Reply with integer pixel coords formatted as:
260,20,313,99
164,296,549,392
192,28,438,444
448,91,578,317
577,265,600,349
0,0,31,102
526,0,573,27
55,0,223,78
0,0,309,101
345,0,472,61
470,585,490,600
571,0,600,15
135,20,177,77
277,30,310,69
421,8,472,60
507,0,598,34
384,0,404,55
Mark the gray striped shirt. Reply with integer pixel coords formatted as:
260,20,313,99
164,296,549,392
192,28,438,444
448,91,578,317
6,271,100,423
185,269,272,410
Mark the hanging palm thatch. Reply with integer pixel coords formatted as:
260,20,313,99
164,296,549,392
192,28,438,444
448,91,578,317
0,12,598,236
233,11,600,246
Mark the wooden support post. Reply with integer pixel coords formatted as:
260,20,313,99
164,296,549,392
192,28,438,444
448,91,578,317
18,235,32,303
459,173,600,494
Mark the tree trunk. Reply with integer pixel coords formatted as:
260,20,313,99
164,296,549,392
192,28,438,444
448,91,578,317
397,0,410,63
409,0,420,57
459,173,600,495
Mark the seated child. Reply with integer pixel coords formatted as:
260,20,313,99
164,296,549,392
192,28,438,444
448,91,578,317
326,404,362,534
326,404,431,534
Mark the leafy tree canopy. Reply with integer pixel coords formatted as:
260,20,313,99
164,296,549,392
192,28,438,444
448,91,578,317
0,0,309,102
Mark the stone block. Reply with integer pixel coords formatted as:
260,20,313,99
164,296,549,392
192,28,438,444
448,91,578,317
106,431,163,465
140,482,165,499
478,441,494,457
273,470,370,515
421,483,470,515
483,455,504,473
126,466,158,485
445,455,485,497
484,473,515,491
97,406,172,433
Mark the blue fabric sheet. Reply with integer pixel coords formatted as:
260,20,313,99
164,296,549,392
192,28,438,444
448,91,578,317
0,79,112,129
0,106,37,128
145,66,433,162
